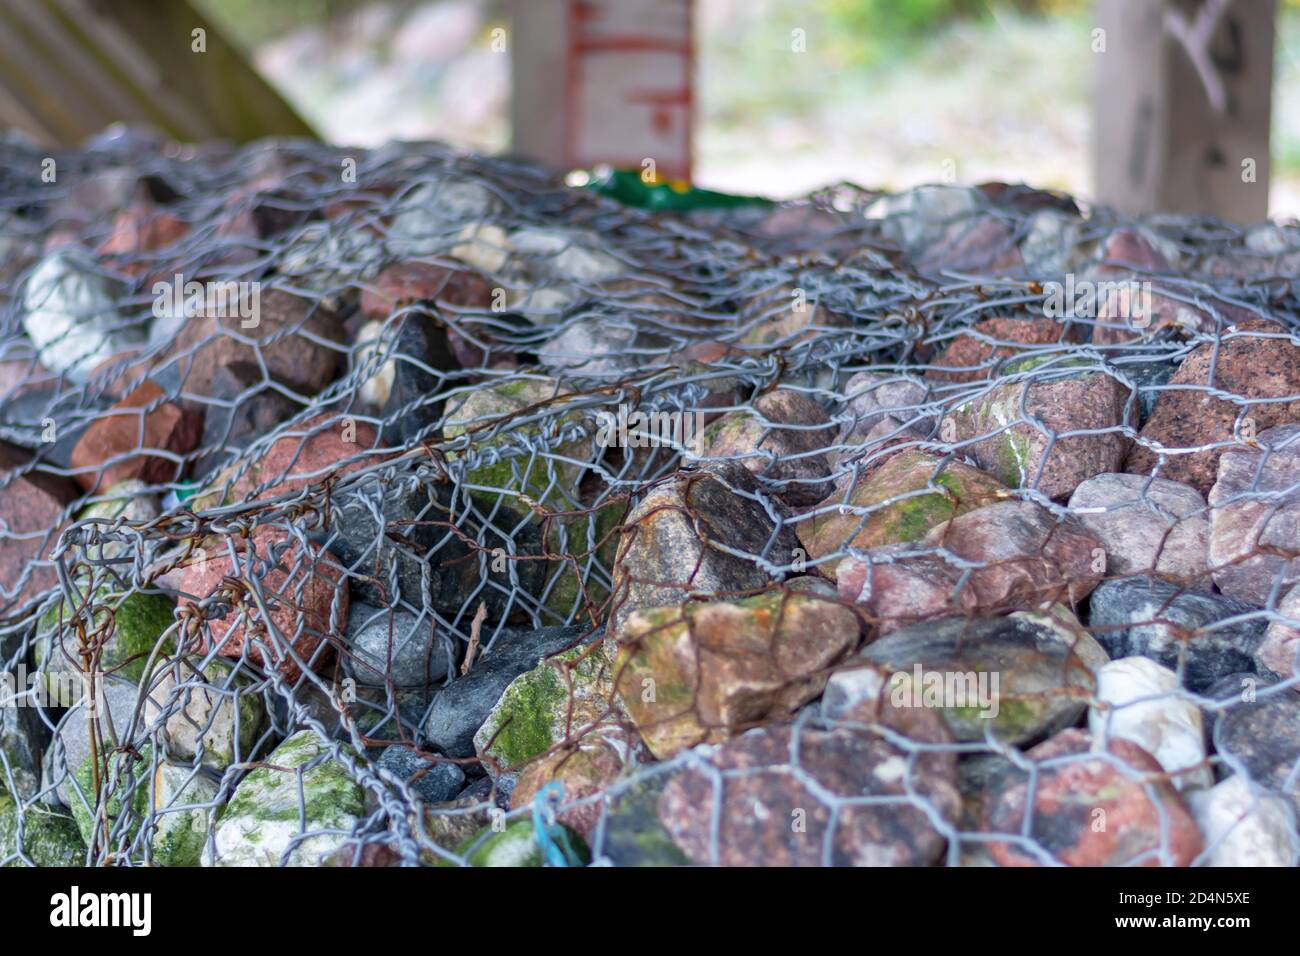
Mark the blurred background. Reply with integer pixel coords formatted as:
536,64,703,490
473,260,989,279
186,0,1300,215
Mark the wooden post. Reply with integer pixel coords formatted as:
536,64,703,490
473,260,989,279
1093,0,1275,224
510,0,693,181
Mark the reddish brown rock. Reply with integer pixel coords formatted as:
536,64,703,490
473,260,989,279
941,357,1131,499
168,287,345,400
0,442,77,612
615,582,861,759
360,260,494,318
836,500,1103,633
609,462,800,646
97,202,189,276
798,449,1006,560
701,388,835,506
1207,424,1300,605
229,411,386,502
510,735,634,840
69,379,202,491
982,728,1203,867
1094,228,1172,276
179,525,347,683
929,317,1083,384
977,182,1080,215
1126,319,1300,495
657,704,959,866
1092,288,1257,348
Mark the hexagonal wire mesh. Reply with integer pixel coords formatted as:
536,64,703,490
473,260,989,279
0,133,1297,867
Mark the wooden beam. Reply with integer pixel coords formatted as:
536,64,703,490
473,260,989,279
1093,0,1275,224
0,0,316,147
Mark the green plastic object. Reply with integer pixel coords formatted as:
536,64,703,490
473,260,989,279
582,166,772,211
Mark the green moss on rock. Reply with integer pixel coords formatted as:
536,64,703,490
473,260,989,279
0,795,87,866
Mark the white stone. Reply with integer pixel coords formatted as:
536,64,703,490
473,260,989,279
1087,657,1211,791
822,664,888,721
507,227,624,283
386,180,502,258
1187,775,1300,866
353,319,395,407
450,222,510,275
205,731,364,867
22,249,139,381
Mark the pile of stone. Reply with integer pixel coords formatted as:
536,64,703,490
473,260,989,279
0,131,1297,867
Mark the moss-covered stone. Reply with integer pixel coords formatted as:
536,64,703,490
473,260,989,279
453,818,590,867
444,378,592,508
540,498,626,623
208,730,365,867
939,363,1130,499
797,449,1005,559
0,795,87,866
473,642,618,770
69,745,216,865
144,657,265,771
37,589,176,687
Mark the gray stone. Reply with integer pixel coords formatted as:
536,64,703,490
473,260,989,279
377,745,465,803
540,316,669,380
1208,424,1300,605
1205,675,1300,811
386,180,502,259
1068,472,1209,583
1087,577,1271,693
344,604,455,688
423,625,587,758
42,678,151,807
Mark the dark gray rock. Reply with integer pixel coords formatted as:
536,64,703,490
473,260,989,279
422,625,588,758
456,771,517,808
0,686,52,801
328,476,545,616
594,775,690,867
377,745,465,803
1087,577,1272,693
1114,359,1177,425
1203,674,1300,809
381,314,457,445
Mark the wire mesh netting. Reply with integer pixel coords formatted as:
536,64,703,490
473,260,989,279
0,130,1298,867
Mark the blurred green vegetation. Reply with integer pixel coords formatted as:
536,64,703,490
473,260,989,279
815,0,1088,66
